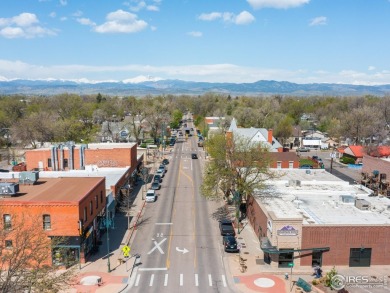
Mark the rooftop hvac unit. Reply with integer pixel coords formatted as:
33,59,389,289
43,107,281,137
355,198,370,211
19,171,39,185
0,183,19,196
288,179,302,187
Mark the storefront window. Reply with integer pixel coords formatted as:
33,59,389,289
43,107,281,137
52,247,79,267
278,249,294,268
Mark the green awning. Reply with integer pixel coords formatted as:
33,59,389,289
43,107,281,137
260,237,329,254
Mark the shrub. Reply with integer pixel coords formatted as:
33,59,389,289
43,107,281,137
340,156,355,164
324,266,338,288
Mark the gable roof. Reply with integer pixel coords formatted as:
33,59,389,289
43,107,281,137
344,145,364,158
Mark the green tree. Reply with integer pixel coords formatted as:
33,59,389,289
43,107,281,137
201,133,274,224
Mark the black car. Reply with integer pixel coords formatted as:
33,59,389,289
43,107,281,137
223,236,239,252
153,174,162,183
191,153,198,159
219,219,235,236
162,159,169,165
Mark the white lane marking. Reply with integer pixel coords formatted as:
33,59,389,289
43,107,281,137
208,274,212,286
164,274,168,287
138,268,167,271
222,275,227,287
180,274,183,286
155,223,173,225
147,238,167,255
135,274,140,287
149,274,154,286
195,274,199,287
191,157,193,171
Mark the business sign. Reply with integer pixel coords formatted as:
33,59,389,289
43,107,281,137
267,219,273,232
277,225,298,236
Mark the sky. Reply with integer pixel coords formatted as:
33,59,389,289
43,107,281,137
0,0,390,85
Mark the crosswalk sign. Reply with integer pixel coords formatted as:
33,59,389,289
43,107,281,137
122,245,131,257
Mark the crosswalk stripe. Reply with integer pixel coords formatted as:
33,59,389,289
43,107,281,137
180,273,183,286
164,274,168,287
149,274,154,286
222,275,227,287
208,274,212,286
195,274,199,287
135,274,140,287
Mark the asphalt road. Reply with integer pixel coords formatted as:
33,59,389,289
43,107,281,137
126,124,235,293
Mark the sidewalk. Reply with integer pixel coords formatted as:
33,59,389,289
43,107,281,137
68,161,154,293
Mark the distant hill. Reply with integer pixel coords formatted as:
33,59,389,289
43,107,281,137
1,79,390,96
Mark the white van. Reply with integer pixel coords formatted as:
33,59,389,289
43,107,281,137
145,189,156,202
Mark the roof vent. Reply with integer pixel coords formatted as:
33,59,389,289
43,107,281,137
19,171,39,185
340,195,355,203
355,198,370,211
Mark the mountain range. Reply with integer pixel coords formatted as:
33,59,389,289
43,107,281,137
1,79,390,97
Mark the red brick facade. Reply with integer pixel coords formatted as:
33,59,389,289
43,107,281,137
362,155,390,179
25,143,138,171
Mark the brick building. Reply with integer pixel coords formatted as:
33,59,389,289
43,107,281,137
247,169,390,268
268,152,300,169
0,175,106,267
361,154,390,197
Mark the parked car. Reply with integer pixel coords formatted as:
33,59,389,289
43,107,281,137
156,169,164,178
151,181,161,190
223,236,239,253
158,164,166,173
297,147,310,152
162,159,169,165
191,153,198,159
145,189,157,202
219,220,235,236
153,174,162,183
300,165,313,169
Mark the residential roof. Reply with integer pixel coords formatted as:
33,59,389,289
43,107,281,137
344,145,364,158
369,145,390,157
268,152,299,161
0,177,104,204
254,169,390,225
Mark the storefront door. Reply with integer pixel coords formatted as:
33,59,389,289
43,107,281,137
278,249,294,268
312,251,322,267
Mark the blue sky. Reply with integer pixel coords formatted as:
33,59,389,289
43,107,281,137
0,0,389,84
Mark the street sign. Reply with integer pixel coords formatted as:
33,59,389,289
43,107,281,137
122,245,131,257
288,262,294,267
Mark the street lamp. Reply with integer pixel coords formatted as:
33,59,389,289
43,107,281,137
106,210,111,272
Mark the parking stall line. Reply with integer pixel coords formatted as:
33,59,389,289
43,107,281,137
195,274,199,287
180,273,183,286
208,274,212,286
135,274,140,287
222,275,227,287
149,274,154,286
164,273,168,287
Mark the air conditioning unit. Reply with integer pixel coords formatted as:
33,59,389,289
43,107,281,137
0,183,19,196
355,198,370,211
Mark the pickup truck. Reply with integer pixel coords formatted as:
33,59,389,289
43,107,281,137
219,220,235,236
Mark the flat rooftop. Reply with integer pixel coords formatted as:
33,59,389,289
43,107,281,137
0,177,104,204
27,142,136,151
255,169,390,225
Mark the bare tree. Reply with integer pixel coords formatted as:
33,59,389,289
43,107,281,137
0,213,76,293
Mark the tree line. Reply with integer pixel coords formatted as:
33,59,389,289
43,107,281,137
0,93,389,148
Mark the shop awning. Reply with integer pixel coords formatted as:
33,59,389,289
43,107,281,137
260,237,329,254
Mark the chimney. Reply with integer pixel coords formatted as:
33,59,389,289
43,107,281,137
268,129,273,143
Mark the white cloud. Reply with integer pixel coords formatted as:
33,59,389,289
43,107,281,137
49,12,57,18
150,25,157,31
124,0,161,12
72,10,83,17
0,13,56,39
199,11,255,25
60,17,67,21
247,0,310,9
123,75,163,83
368,66,376,71
59,0,67,6
235,11,255,25
199,12,222,21
187,31,202,37
77,18,96,26
2,59,390,85
309,16,327,26
81,10,148,34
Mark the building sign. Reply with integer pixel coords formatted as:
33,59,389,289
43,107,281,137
277,225,298,236
267,219,273,232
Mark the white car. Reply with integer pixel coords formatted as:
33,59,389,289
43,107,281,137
145,190,156,202
156,169,164,178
